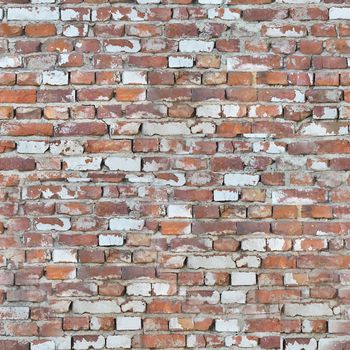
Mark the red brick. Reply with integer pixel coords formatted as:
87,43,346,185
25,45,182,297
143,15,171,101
25,23,56,37
135,335,185,348
0,157,35,171
0,89,36,103
0,24,23,37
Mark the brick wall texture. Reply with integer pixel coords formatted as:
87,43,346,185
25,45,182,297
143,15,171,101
1,0,350,349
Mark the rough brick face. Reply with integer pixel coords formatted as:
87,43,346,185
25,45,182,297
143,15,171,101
0,0,348,349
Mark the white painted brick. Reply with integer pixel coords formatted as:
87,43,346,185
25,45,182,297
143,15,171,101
72,300,121,314
42,70,68,85
236,255,261,268
109,218,144,231
302,320,314,333
204,272,218,286
127,174,154,183
222,105,243,118
116,316,142,330
52,249,77,263
40,186,75,200
74,336,105,350
64,157,102,171
90,317,103,331
187,334,197,348
225,336,258,348
143,122,191,136
152,282,172,296
8,7,59,21
110,122,140,135
308,160,327,171
214,189,239,202
105,40,141,53
63,25,79,38
31,341,55,350
330,7,350,19
58,53,71,66
196,105,221,118
168,56,193,68
104,157,141,171
264,25,306,38
314,107,337,120
55,337,72,350
17,141,49,154
99,234,124,246
208,8,240,20
179,40,214,53
243,133,269,139
61,9,90,21
169,317,185,330
50,140,83,155
267,238,288,251
215,319,240,332
271,190,318,205
168,204,192,218
319,338,350,350
0,55,21,68
284,273,299,286
63,24,88,37
224,173,260,186
0,9,3,20
328,320,350,333
284,303,333,317
122,71,147,85
106,336,131,349
191,122,216,134
241,238,266,252
253,141,285,154
227,337,246,348
190,290,220,304
121,300,146,313
285,339,317,350
126,282,151,296
187,255,236,269
35,218,71,231
111,8,145,21
221,290,246,304
231,272,256,286
0,307,29,319
300,122,348,136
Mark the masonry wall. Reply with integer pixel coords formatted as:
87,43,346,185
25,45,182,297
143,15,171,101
0,0,350,349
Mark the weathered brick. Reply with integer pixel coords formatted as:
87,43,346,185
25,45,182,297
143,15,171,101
8,7,59,21
0,1,347,346
0,157,35,171
0,89,36,103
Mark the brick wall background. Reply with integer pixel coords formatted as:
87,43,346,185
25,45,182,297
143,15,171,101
0,0,350,349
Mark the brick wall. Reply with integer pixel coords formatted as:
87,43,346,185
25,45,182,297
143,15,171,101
0,0,349,349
